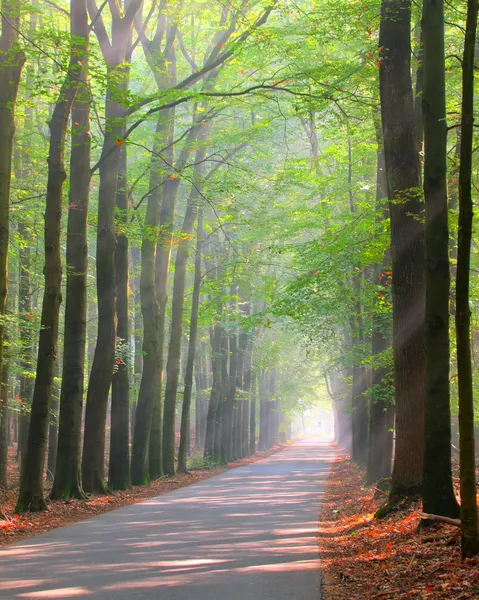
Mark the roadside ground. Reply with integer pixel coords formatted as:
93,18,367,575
319,448,479,600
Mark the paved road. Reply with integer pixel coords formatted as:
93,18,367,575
0,439,333,600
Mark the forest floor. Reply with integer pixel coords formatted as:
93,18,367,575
0,443,286,547
319,447,479,600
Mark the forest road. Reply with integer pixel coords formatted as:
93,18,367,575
0,439,333,600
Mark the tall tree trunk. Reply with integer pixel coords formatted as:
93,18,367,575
163,146,207,475
259,371,268,451
0,0,25,486
455,0,479,559
0,363,8,488
131,116,170,485
379,0,425,501
366,134,394,483
47,359,60,481
249,370,256,455
222,327,237,462
17,222,33,466
178,209,203,473
109,141,130,490
204,323,222,461
16,0,82,510
82,0,142,493
421,0,460,519
81,68,122,494
131,8,178,484
51,14,90,499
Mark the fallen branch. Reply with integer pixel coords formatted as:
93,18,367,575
419,512,461,527
421,533,456,543
403,552,416,573
447,528,461,545
372,486,389,498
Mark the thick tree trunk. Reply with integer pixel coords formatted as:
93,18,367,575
16,7,81,509
51,25,90,499
455,0,479,559
81,67,122,494
109,141,130,490
379,0,425,501
421,0,460,519
0,0,25,487
178,210,203,473
131,116,170,485
83,0,142,494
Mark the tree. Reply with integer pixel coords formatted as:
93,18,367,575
455,0,479,559
51,0,90,500
0,0,25,488
379,0,425,502
82,0,142,494
178,208,203,473
421,0,459,519
17,0,84,512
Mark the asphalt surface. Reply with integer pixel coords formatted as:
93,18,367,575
0,439,333,600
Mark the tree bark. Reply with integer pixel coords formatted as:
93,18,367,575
82,0,142,493
163,145,207,475
0,0,25,487
455,0,479,559
366,132,394,483
130,116,170,485
51,13,90,499
204,323,222,461
249,370,256,455
0,363,8,488
16,0,82,510
109,140,130,490
421,0,460,519
379,0,425,500
47,360,60,481
178,209,203,473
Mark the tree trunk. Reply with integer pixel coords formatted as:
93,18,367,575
421,0,460,519
240,327,252,457
131,116,170,485
204,324,222,461
163,146,207,475
109,141,130,490
16,3,82,510
81,66,121,494
249,371,256,455
50,17,90,499
82,0,142,494
455,0,479,559
178,209,203,473
379,0,425,501
47,360,60,481
0,0,25,485
0,363,8,488
259,371,268,451
366,134,394,483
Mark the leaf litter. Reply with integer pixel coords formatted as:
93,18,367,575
318,448,479,600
